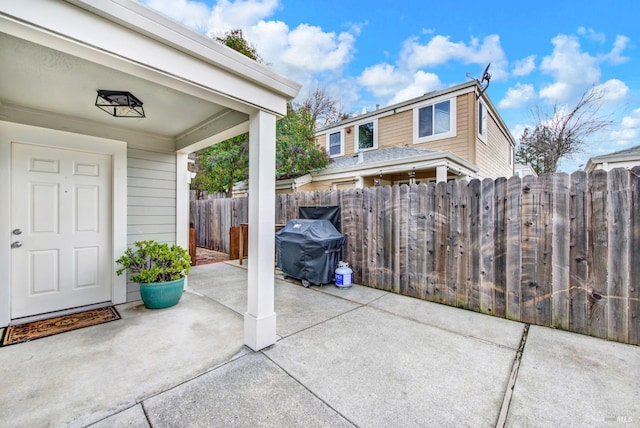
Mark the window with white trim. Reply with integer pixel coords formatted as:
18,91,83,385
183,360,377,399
355,120,377,151
326,130,343,157
478,99,488,143
413,97,456,143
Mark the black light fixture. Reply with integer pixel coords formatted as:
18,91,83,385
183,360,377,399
95,90,145,118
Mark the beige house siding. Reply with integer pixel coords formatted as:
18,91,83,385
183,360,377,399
297,178,354,192
126,147,177,302
315,134,326,151
377,110,413,151
474,112,514,179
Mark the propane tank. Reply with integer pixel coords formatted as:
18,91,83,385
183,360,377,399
335,261,353,288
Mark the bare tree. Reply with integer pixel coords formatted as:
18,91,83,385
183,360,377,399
297,87,344,129
516,87,613,174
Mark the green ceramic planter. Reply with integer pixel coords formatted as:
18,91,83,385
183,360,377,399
139,277,185,309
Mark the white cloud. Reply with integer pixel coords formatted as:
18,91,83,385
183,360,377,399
511,55,536,76
540,34,601,103
358,64,444,106
577,26,606,43
604,35,630,65
205,0,280,36
538,32,631,104
539,81,571,102
510,124,528,142
594,79,629,102
278,25,355,75
387,71,444,105
540,34,600,90
142,0,211,31
399,34,508,80
611,108,640,145
499,83,536,109
358,63,408,97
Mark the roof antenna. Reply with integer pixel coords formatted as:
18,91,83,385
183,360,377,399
475,62,491,99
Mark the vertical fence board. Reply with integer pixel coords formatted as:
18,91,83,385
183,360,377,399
381,185,394,290
588,170,609,339
353,189,364,284
370,187,383,288
342,188,357,281
569,171,589,334
398,185,411,296
536,175,553,326
364,187,377,287
433,182,448,303
520,175,538,324
552,174,571,330
607,168,630,342
446,181,460,307
425,183,437,300
457,181,470,308
275,194,284,225
416,184,428,300
391,185,401,293
629,167,640,345
408,184,419,298
468,179,482,312
493,177,507,317
480,178,495,315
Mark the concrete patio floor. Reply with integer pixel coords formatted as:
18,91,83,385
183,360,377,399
0,261,638,427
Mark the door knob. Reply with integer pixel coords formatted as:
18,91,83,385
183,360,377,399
12,229,22,235
11,241,22,248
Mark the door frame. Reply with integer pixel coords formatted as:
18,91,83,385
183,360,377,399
0,121,128,327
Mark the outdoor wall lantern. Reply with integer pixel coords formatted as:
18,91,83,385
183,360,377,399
95,90,145,118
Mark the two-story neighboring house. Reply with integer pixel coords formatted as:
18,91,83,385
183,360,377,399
276,80,515,193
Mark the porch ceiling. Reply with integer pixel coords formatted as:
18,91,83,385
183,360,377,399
0,32,240,147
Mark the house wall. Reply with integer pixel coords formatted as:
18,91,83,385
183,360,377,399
296,178,348,193
323,93,476,162
312,91,513,189
475,107,514,179
412,93,473,161
590,160,640,172
126,147,177,302
377,111,413,152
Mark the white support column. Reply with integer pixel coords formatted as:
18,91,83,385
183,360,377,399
436,165,448,183
176,152,190,290
244,110,277,351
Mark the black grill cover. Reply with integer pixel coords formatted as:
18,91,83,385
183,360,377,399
275,219,344,285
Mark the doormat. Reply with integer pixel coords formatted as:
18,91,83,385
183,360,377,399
1,306,120,347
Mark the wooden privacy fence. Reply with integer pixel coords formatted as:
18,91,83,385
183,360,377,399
190,168,640,345
190,196,248,252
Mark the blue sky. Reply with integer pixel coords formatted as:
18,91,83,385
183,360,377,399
141,0,640,172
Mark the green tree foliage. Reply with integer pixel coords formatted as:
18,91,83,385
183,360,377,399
191,134,249,198
215,29,263,63
515,87,612,174
276,103,329,179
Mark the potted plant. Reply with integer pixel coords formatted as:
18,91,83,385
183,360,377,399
116,240,192,309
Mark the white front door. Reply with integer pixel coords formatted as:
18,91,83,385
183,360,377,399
11,143,112,319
